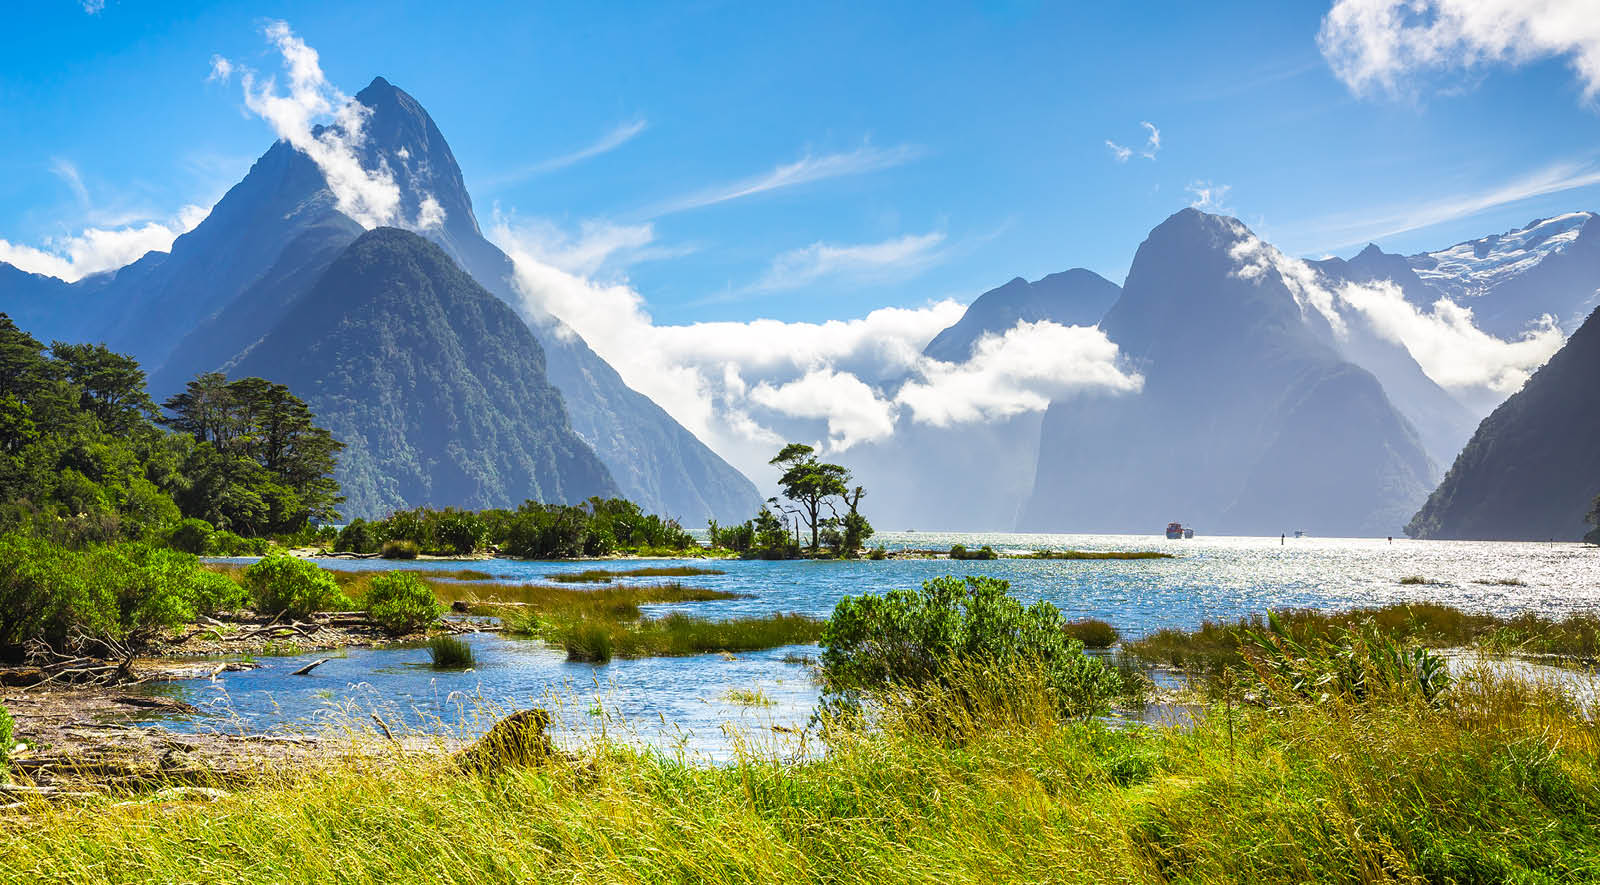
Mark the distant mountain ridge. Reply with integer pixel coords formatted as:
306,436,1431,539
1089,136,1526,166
922,268,1120,362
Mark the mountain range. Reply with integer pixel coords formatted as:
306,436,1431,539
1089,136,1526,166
0,78,760,524
3,76,1597,539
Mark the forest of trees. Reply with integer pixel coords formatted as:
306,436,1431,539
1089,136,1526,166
0,314,342,547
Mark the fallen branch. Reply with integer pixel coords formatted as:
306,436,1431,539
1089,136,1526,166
290,658,331,676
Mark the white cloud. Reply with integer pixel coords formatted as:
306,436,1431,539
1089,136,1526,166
490,217,1140,477
1106,121,1160,163
1337,281,1564,393
51,159,89,206
0,204,210,282
1319,0,1600,101
1140,121,1162,159
1230,228,1564,395
483,119,648,187
652,143,921,215
750,369,898,450
753,232,946,292
208,54,234,83
1187,180,1233,211
230,21,441,231
897,321,1144,426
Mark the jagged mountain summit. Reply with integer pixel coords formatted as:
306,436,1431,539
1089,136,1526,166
922,269,1120,363
1022,208,1435,537
230,227,618,517
1406,303,1600,541
0,77,761,524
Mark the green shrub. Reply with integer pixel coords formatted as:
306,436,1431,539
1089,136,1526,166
334,519,379,554
0,701,11,767
948,544,997,560
1064,618,1120,649
868,546,888,560
167,518,214,554
820,575,1121,721
428,634,474,669
381,539,420,560
242,555,350,619
433,511,486,556
365,572,443,635
208,531,269,557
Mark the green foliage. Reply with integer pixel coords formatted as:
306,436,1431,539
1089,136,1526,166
0,530,244,656
768,443,853,552
242,554,350,619
0,701,11,767
334,519,380,554
1244,613,1454,707
0,315,343,547
948,544,997,560
160,372,344,535
490,498,698,559
167,518,214,554
380,540,420,560
820,575,1122,721
427,634,474,669
207,530,269,557
364,572,443,635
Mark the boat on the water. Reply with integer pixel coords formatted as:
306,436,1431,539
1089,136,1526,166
1166,522,1186,539
1183,527,1195,539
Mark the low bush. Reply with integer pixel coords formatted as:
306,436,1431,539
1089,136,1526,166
380,540,419,560
1063,618,1120,649
334,519,379,554
242,555,350,619
427,635,474,669
820,575,1122,721
208,531,269,557
364,572,443,635
166,518,214,555
948,544,997,560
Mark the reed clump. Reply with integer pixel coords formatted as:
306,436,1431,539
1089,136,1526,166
545,566,727,584
1124,602,1600,675
427,635,474,669
1063,618,1120,649
547,612,823,663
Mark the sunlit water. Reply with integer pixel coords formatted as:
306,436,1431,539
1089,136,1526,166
142,532,1600,758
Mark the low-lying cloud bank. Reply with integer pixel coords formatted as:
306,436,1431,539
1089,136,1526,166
0,205,210,283
1231,231,1564,397
491,219,1143,478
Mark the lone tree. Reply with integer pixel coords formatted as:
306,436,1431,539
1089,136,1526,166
768,443,852,553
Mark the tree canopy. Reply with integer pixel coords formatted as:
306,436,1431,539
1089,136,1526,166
766,443,872,555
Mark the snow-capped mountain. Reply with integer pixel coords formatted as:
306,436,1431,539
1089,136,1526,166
1405,212,1600,336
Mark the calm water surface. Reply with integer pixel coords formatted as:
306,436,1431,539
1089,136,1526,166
149,532,1599,756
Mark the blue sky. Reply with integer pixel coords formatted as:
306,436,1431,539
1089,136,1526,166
5,0,1600,326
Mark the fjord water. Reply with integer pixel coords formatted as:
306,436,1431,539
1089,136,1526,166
160,533,1599,756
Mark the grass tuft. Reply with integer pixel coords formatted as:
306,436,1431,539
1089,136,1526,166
545,566,727,584
427,634,474,669
1063,618,1120,648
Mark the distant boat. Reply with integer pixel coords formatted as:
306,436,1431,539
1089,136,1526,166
1293,530,1307,538
1166,522,1186,540
1183,527,1195,539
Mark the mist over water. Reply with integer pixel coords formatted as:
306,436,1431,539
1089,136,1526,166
150,534,1599,757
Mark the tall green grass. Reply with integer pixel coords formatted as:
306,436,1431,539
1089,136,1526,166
427,635,474,669
544,566,727,584
2,662,1595,883
548,612,823,662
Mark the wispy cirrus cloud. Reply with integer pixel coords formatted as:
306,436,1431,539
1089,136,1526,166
1319,0,1600,102
1286,158,1600,250
1106,121,1161,163
751,231,947,293
650,143,922,215
481,118,648,188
